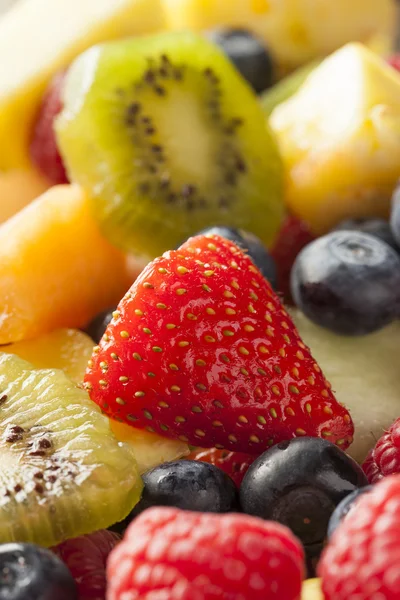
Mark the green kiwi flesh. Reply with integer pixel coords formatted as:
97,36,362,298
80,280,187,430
56,31,284,256
0,352,142,547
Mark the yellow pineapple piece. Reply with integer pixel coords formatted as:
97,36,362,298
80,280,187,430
0,0,166,170
4,328,94,383
0,184,133,344
0,168,50,224
301,579,323,600
163,0,397,73
110,420,190,474
270,43,400,233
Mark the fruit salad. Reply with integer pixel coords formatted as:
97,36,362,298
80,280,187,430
1,1,400,599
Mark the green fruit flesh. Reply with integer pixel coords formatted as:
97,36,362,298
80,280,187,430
0,352,142,547
260,60,320,116
56,32,284,256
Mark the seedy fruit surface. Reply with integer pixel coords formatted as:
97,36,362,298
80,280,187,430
84,234,353,454
107,506,305,600
188,447,254,487
0,352,142,547
56,32,284,256
362,417,400,484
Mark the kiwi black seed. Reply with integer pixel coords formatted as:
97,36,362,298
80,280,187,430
56,32,284,256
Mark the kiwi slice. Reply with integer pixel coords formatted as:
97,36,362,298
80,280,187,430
56,31,284,257
0,352,142,547
260,59,320,116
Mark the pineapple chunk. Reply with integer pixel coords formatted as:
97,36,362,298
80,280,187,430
163,0,397,73
270,43,400,233
301,579,323,600
0,0,166,170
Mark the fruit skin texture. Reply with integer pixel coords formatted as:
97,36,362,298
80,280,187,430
0,168,49,225
52,530,120,600
270,215,315,304
84,234,353,455
240,437,368,548
0,543,77,600
334,217,399,253
270,43,400,234
327,486,373,539
391,184,400,247
132,460,238,516
0,0,166,170
56,31,284,257
0,184,134,344
85,308,115,344
30,71,68,185
188,447,254,487
362,417,400,484
107,506,305,600
291,231,400,336
319,474,400,600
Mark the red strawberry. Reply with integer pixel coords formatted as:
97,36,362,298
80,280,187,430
107,507,305,600
84,234,353,454
188,447,255,487
362,417,400,484
30,70,68,184
270,215,315,304
52,529,120,600
319,475,400,600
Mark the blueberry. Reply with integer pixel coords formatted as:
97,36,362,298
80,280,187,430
0,543,77,600
130,460,238,517
84,307,115,343
334,218,399,253
391,184,400,247
327,485,373,539
207,29,274,93
240,437,368,550
196,226,277,287
290,231,400,335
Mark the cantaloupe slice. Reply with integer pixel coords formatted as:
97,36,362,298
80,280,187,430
0,168,50,224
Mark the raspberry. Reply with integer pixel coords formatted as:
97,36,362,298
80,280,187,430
30,70,68,184
362,417,400,483
52,529,120,600
107,507,305,600
319,475,400,600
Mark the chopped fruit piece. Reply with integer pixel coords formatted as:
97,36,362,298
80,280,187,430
318,475,400,600
270,215,315,304
84,234,353,454
301,579,323,600
188,447,254,487
107,507,305,600
109,420,189,474
0,0,166,170
291,310,400,463
4,328,94,383
56,32,284,256
30,71,68,185
133,460,238,515
291,231,400,335
327,486,373,538
195,226,277,288
207,28,274,93
0,184,133,344
260,60,320,116
162,0,397,72
52,530,120,600
333,217,399,252
241,438,367,566
270,43,400,233
0,543,78,600
0,168,49,225
362,417,400,484
0,353,142,547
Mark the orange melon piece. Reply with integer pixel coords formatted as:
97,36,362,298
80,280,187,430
4,328,94,382
0,168,50,224
0,184,133,344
